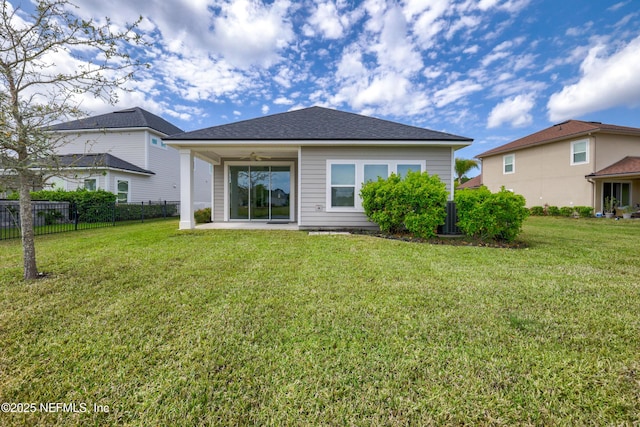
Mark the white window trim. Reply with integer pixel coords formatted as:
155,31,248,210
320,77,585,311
116,178,131,203
326,160,426,212
84,178,98,191
571,139,589,165
503,154,515,175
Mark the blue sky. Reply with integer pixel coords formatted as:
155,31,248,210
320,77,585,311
10,0,640,168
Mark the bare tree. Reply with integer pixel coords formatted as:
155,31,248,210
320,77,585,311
0,0,146,279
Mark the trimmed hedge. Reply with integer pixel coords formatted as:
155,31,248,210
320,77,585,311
529,205,594,218
455,186,529,243
360,171,448,238
8,188,117,223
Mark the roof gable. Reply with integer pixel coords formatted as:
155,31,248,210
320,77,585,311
166,106,472,142
49,107,183,136
477,120,640,158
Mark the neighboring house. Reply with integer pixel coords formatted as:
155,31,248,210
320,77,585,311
164,106,473,230
457,174,482,189
47,107,211,207
477,120,640,212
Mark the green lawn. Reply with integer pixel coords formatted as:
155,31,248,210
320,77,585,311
0,217,638,426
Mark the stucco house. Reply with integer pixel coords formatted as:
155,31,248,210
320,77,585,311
476,120,640,212
47,107,211,207
164,106,472,230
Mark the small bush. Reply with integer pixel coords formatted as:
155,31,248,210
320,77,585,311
559,206,574,217
530,206,545,216
194,208,212,224
546,206,561,216
455,186,529,243
360,171,448,238
575,206,594,218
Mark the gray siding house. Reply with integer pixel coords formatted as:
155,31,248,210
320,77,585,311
48,107,212,207
164,106,472,230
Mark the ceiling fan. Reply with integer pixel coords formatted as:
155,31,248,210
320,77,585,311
241,151,272,161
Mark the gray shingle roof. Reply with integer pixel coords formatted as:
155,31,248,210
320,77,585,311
57,153,154,175
166,106,473,141
49,107,183,136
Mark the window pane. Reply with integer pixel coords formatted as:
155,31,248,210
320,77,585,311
573,141,587,163
84,179,96,191
573,152,587,163
331,187,355,207
364,164,388,182
573,140,586,153
117,180,128,192
504,155,514,173
621,183,630,206
397,164,421,177
331,164,355,185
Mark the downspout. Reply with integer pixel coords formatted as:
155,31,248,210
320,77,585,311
587,134,596,212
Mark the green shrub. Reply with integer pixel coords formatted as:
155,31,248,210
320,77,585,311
559,206,574,217
194,208,212,224
360,171,448,238
530,206,545,216
9,188,117,223
546,205,560,216
575,206,594,218
455,186,529,243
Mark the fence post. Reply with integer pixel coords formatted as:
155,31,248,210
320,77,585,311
112,202,116,226
163,200,167,219
141,201,144,223
73,202,79,231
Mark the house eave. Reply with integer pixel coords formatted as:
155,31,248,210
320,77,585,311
165,139,472,148
49,127,170,137
585,172,640,180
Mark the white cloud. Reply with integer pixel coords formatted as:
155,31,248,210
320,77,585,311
488,93,535,128
372,5,423,75
210,0,294,68
433,80,483,107
274,97,294,105
463,45,480,54
308,1,344,39
408,0,450,49
547,35,640,121
261,105,270,114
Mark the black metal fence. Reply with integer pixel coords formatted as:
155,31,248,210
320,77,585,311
0,200,180,241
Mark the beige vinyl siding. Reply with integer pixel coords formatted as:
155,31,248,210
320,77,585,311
299,146,453,229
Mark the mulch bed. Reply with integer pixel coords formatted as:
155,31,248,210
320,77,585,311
351,230,528,249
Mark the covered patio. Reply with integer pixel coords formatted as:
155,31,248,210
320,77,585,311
586,156,640,213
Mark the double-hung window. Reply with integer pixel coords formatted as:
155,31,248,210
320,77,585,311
503,154,515,174
116,179,130,203
327,160,425,211
571,139,588,165
330,164,356,207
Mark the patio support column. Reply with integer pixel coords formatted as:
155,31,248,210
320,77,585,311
179,148,195,230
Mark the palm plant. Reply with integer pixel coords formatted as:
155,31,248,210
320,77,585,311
455,158,480,185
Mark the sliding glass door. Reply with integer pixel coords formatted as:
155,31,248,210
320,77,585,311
229,165,291,221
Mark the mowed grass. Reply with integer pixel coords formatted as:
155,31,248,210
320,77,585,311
0,217,639,426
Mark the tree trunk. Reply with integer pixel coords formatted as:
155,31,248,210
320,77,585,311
19,177,39,280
